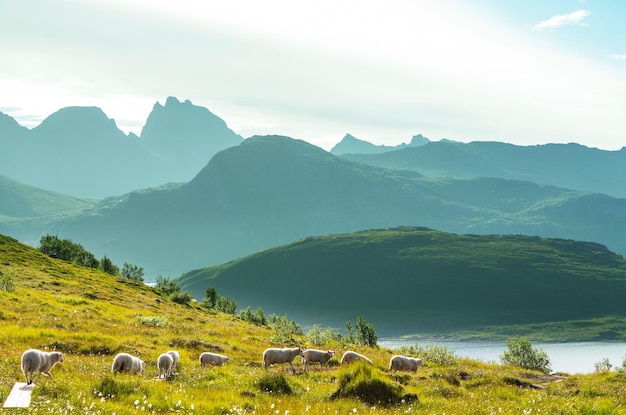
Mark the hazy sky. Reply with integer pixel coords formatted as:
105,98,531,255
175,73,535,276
1,0,625,150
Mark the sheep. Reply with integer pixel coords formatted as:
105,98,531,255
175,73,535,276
199,352,230,367
340,350,373,366
302,349,335,372
157,353,174,379
262,347,304,372
111,352,146,375
21,349,64,385
389,355,424,372
167,350,180,373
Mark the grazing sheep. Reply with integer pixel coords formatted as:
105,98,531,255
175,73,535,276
340,351,373,366
389,355,423,372
303,349,335,372
199,352,230,367
157,353,174,379
21,349,64,385
167,350,180,372
262,347,304,372
111,352,146,375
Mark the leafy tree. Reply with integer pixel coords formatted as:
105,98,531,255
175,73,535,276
355,315,377,346
203,287,218,308
39,235,98,268
344,316,377,346
239,306,267,325
215,296,237,314
500,336,551,374
306,324,342,346
268,314,302,342
121,263,144,282
99,255,119,276
155,275,180,296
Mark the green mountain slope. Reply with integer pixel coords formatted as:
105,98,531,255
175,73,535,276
178,227,626,338
341,141,626,198
34,135,625,277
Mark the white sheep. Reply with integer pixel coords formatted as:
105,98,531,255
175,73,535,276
167,350,180,373
389,355,424,372
262,347,304,372
21,349,64,385
111,352,146,375
157,353,174,379
199,352,230,367
302,349,335,372
340,350,373,366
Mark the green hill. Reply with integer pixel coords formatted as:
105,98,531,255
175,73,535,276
17,135,625,278
178,227,626,339
2,233,626,414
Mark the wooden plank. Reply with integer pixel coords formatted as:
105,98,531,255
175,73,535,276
3,382,34,408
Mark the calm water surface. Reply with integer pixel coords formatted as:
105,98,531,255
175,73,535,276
379,339,626,374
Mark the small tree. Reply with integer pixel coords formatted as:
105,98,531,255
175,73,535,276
100,256,119,276
170,291,193,305
155,275,180,296
203,287,218,308
269,314,302,342
500,336,551,374
215,296,237,314
240,306,267,325
121,263,144,282
344,316,377,346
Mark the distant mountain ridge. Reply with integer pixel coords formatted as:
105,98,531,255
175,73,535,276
11,134,623,278
0,97,242,197
340,140,626,198
330,133,430,155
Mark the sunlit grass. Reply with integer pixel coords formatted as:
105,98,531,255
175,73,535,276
2,234,626,414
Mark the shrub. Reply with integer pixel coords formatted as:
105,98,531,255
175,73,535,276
39,234,99,268
269,314,302,342
594,357,613,373
257,374,292,395
306,324,342,346
0,272,15,292
137,315,169,327
345,316,377,346
155,275,180,296
500,336,551,374
397,343,458,366
215,295,237,314
121,263,144,282
170,291,193,305
239,306,267,325
331,363,415,406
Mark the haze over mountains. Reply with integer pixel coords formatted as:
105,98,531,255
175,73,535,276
0,97,242,197
1,97,626,294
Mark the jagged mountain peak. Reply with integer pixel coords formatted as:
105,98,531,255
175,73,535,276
140,96,241,143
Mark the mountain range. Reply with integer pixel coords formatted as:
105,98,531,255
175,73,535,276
0,97,242,197
1,133,624,280
2,98,626,338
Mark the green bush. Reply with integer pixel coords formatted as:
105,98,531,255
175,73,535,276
397,343,458,366
306,324,342,346
345,316,377,346
331,363,415,406
500,336,551,373
0,272,15,292
137,315,170,327
257,374,292,395
170,291,193,305
239,306,267,325
269,314,302,342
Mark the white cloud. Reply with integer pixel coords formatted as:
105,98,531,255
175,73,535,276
534,10,590,31
609,54,626,61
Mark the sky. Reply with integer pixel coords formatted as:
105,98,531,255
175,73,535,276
1,0,625,151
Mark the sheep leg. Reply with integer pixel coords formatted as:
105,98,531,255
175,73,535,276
289,362,295,373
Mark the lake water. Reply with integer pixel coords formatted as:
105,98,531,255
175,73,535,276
379,339,626,374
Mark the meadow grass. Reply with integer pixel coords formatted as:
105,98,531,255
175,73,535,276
2,234,626,414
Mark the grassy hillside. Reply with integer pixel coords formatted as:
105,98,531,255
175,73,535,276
178,227,626,339
2,233,626,414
